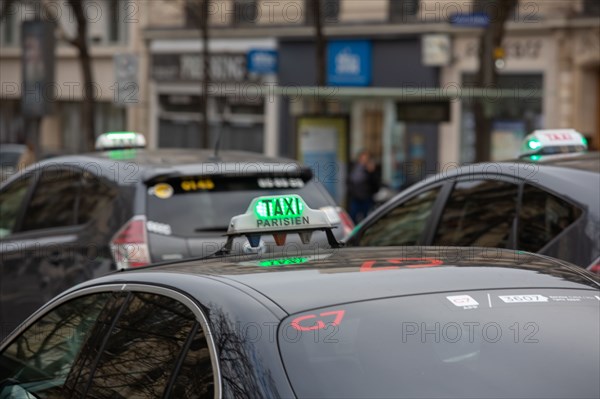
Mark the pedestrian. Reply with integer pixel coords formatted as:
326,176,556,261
347,150,379,223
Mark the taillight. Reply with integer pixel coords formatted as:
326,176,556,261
587,256,600,275
110,215,151,268
336,207,355,237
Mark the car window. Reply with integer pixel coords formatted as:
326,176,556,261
358,188,440,246
0,175,32,238
69,292,214,398
77,172,118,225
433,180,518,248
518,184,582,252
1,290,215,398
147,175,332,237
21,168,81,231
0,293,112,399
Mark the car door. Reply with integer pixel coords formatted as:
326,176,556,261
0,167,84,335
0,173,36,338
0,287,217,398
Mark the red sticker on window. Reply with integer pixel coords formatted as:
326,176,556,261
291,310,345,331
360,258,443,272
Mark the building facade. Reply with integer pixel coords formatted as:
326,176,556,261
0,0,149,155
2,0,598,199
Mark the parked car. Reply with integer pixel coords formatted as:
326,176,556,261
345,130,600,272
0,144,26,182
1,194,598,398
0,132,352,338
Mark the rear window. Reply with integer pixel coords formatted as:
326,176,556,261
279,289,600,399
146,175,333,237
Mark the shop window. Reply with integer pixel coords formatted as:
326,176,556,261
83,0,130,45
460,74,543,163
433,180,519,248
389,0,419,23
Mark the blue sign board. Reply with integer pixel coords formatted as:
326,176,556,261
327,40,372,86
449,12,490,27
247,49,278,75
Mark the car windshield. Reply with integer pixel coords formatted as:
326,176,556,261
146,175,333,236
279,288,600,399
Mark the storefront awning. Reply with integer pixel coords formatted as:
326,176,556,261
270,86,544,101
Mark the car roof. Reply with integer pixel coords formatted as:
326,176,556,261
4,149,306,186
73,247,599,315
526,151,600,173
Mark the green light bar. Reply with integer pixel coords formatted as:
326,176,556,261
254,195,305,220
527,139,542,150
582,136,588,146
258,257,309,267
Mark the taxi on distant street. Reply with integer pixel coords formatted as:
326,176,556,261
0,132,352,339
345,129,600,273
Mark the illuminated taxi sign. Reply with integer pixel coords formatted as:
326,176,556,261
223,194,338,250
520,129,587,156
229,194,331,234
255,196,304,220
95,131,146,151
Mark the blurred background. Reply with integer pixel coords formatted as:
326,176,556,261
1,0,599,196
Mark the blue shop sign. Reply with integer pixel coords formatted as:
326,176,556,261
327,40,371,86
449,12,490,27
247,49,278,74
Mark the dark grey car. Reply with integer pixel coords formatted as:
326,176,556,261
0,148,352,338
345,152,600,271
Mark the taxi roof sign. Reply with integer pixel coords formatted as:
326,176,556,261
95,131,146,151
520,129,587,157
218,194,341,253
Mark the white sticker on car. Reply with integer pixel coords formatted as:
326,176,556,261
147,220,172,236
447,295,479,309
499,295,548,303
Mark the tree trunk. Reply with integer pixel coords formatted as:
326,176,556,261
200,0,210,148
68,0,96,152
314,0,325,87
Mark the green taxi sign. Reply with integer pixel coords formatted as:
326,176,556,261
95,131,146,151
220,194,340,252
254,195,305,220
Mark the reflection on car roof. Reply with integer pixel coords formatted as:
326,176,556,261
97,246,599,314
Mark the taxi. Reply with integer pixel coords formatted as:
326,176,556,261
0,132,352,339
1,195,599,398
345,129,600,273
